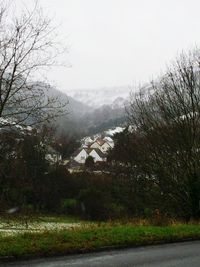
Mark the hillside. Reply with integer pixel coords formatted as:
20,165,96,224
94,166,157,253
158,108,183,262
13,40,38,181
29,83,129,136
66,86,131,109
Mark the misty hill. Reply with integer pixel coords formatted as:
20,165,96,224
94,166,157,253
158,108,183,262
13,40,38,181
81,103,127,135
31,83,128,136
66,86,131,109
56,86,128,136
41,83,91,118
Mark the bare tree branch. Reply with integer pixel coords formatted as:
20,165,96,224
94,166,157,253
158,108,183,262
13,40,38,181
0,0,67,128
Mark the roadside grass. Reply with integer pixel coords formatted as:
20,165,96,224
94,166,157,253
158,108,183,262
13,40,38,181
0,223,200,259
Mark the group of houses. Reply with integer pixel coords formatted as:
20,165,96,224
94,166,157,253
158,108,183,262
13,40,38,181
67,136,114,171
74,136,114,163
0,117,118,170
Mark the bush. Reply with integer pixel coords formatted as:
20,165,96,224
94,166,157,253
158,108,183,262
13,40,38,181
60,198,78,215
79,188,112,220
144,208,153,218
108,203,127,219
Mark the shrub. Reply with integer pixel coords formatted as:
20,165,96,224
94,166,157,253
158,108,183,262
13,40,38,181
108,203,127,219
79,188,112,220
60,198,78,215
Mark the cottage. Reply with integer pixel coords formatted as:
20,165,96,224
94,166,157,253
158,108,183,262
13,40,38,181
88,148,106,162
90,138,112,153
100,141,112,152
90,141,101,150
103,136,114,148
73,147,107,164
73,148,88,164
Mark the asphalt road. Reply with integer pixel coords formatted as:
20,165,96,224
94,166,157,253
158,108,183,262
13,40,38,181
1,241,200,267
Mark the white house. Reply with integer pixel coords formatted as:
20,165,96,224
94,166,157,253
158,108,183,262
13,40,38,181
90,141,101,150
82,136,94,146
100,141,112,152
73,148,88,164
103,136,114,148
89,148,106,162
73,148,107,164
90,138,112,153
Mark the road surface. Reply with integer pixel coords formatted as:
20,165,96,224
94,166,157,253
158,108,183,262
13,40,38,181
1,241,200,267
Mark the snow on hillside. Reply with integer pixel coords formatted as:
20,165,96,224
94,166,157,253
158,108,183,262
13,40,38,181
67,86,131,108
0,117,33,133
105,127,125,136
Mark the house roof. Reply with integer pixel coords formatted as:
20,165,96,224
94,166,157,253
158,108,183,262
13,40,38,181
71,147,87,158
96,138,106,146
71,146,107,161
103,136,114,143
89,148,107,159
89,138,107,148
89,141,99,147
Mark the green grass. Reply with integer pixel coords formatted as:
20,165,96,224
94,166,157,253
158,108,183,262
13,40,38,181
0,223,200,259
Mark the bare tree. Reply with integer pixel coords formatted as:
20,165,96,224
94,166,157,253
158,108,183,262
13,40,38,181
0,0,67,127
127,49,200,219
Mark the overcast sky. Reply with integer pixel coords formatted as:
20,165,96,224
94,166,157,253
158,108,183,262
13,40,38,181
26,0,200,92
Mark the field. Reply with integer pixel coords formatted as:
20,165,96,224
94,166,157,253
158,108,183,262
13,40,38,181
0,216,200,259
0,216,82,237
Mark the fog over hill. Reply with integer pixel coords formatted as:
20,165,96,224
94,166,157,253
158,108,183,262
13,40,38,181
66,86,131,109
4,81,130,136
5,79,151,137
45,85,91,118
39,83,130,136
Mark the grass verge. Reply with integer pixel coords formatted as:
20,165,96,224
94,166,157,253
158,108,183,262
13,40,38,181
0,223,200,259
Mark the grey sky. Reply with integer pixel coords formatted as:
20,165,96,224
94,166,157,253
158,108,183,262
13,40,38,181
34,0,200,92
